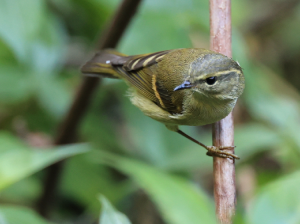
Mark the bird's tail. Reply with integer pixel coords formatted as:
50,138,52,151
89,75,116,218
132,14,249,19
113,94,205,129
81,49,127,79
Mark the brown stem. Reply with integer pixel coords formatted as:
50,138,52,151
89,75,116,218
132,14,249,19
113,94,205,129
210,0,236,223
36,0,143,217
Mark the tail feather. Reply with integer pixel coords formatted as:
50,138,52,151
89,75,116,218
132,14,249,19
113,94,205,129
81,49,127,79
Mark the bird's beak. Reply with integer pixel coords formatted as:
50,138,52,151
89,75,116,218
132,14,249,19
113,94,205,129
174,80,193,91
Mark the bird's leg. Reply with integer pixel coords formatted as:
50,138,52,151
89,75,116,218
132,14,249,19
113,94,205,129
176,130,239,160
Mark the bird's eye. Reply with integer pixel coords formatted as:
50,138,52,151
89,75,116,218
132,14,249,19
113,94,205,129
205,76,217,85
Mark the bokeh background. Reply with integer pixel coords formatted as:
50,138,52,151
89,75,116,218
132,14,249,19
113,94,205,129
1,0,300,223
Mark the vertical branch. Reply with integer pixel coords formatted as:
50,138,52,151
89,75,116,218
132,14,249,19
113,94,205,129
36,0,142,217
210,0,236,224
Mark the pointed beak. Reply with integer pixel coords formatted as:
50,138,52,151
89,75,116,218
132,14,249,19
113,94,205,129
174,80,193,91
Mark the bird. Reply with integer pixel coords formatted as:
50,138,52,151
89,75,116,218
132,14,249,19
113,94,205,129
81,48,245,159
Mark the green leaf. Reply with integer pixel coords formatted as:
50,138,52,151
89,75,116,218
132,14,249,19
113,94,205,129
0,206,50,224
0,0,66,71
95,151,217,224
248,171,300,224
0,131,89,190
28,13,66,73
61,153,131,215
0,0,44,62
234,123,280,158
35,75,72,119
119,0,210,55
0,64,33,104
0,177,40,204
99,196,131,224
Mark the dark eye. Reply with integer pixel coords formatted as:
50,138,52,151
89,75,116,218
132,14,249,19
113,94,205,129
205,76,217,85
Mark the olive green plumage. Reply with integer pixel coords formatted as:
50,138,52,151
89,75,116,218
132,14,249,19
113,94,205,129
81,48,245,159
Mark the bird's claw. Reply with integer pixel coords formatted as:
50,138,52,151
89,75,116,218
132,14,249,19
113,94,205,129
205,146,239,160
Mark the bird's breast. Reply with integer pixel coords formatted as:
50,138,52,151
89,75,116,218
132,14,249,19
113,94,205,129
168,94,237,126
129,89,237,127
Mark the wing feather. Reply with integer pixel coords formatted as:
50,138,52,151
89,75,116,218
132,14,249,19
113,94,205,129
111,50,183,114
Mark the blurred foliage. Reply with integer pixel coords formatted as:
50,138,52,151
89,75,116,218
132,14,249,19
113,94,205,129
0,206,51,224
0,0,300,223
99,196,131,224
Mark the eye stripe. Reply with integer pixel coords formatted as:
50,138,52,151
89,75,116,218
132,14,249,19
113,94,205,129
222,71,236,76
194,70,238,81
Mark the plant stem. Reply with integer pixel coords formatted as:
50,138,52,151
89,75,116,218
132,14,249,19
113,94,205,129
210,0,236,223
36,0,143,217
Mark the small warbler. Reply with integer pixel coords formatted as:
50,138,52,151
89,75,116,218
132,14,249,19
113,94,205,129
81,48,245,159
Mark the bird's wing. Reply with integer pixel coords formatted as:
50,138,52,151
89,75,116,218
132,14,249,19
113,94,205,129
111,50,182,114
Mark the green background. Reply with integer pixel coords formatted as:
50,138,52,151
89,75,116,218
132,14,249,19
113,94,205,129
0,0,300,223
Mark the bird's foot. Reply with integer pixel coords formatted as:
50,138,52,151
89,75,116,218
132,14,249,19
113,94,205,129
205,146,239,160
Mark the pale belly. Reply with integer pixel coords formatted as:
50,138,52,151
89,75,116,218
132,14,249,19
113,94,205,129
129,91,237,127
